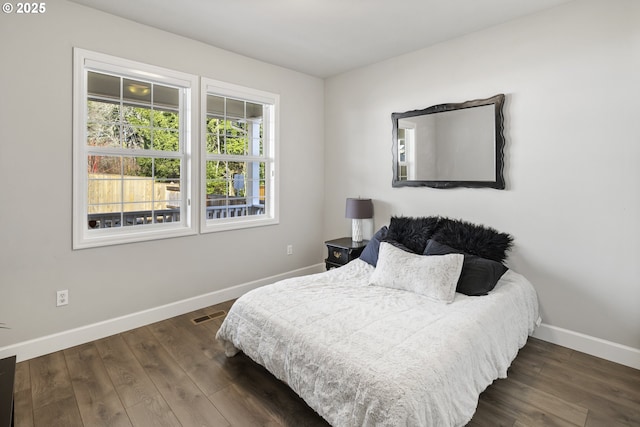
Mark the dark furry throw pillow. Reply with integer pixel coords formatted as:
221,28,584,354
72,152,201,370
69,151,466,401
386,216,440,254
432,218,513,263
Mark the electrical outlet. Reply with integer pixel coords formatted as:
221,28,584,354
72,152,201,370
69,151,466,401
286,244,293,255
56,290,69,307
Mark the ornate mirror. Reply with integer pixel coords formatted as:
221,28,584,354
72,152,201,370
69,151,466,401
391,94,505,189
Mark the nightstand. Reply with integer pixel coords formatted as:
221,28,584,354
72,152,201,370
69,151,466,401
324,237,368,270
0,356,15,427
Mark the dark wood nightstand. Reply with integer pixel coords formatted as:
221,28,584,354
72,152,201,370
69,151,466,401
324,237,368,270
0,356,15,427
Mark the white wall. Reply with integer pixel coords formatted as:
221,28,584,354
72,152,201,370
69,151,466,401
325,0,640,359
0,1,325,353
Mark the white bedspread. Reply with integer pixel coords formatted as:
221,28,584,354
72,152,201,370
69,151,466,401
216,259,539,426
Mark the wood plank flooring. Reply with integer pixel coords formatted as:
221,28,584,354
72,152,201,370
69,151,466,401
12,299,640,426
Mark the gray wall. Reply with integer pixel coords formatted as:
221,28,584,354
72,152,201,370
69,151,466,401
324,0,640,350
0,1,325,347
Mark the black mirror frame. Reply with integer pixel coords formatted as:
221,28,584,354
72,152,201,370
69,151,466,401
391,93,505,189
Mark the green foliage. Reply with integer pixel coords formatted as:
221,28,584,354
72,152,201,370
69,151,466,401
87,99,266,200
87,101,181,180
205,117,250,196
126,107,180,179
206,160,226,196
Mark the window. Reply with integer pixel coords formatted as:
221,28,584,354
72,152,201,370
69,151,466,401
201,78,278,232
73,49,198,249
397,123,416,181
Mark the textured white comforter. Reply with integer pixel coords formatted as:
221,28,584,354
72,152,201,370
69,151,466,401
216,259,539,426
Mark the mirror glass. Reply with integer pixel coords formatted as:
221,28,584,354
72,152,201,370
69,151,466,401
392,94,505,189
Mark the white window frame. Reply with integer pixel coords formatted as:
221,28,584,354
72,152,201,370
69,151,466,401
200,78,279,233
399,122,416,181
73,48,199,249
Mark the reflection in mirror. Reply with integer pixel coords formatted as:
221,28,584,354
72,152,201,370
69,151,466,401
392,94,505,189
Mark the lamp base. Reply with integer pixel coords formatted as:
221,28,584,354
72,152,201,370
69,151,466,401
351,219,363,242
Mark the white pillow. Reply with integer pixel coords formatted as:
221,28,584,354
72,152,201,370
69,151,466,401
369,242,464,303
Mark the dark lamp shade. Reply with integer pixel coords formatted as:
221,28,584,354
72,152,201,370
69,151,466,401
345,198,373,219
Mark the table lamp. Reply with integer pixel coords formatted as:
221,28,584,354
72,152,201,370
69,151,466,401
345,198,373,242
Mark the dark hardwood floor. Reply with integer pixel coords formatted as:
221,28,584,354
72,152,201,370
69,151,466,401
12,299,640,426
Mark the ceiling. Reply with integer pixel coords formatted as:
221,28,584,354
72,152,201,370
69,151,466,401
69,0,574,78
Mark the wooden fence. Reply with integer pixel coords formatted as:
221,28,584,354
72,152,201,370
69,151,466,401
87,174,179,213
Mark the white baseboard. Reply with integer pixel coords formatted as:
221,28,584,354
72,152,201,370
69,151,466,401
0,263,325,362
533,323,640,370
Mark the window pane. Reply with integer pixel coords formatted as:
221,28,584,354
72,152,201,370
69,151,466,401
87,100,121,147
206,132,221,154
88,72,120,100
163,182,181,209
154,85,179,110
152,110,180,130
226,98,244,118
226,120,248,155
206,95,225,116
220,120,233,154
88,206,123,229
88,155,121,175
205,160,227,219
123,78,151,104
88,176,122,207
123,156,152,177
227,161,246,192
153,129,179,152
153,208,181,224
155,158,181,180
206,117,223,154
246,102,263,119
122,105,151,150
122,104,148,121
123,178,153,206
155,179,181,210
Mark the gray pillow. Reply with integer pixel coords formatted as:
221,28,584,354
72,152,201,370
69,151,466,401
359,226,388,267
424,239,508,296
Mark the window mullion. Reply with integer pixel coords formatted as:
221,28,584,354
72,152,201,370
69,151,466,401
86,147,183,159
206,154,265,162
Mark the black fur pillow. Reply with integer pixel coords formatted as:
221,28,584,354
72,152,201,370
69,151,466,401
431,218,513,263
386,216,440,254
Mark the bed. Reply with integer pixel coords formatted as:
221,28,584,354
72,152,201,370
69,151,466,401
216,217,540,426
